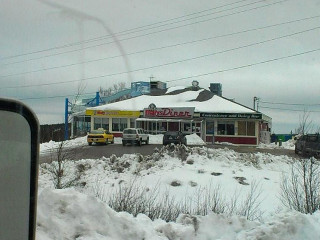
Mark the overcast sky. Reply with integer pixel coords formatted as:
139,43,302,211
1,0,319,133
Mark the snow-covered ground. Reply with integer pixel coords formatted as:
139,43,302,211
257,139,296,150
36,136,320,239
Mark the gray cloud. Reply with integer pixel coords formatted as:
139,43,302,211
1,0,319,133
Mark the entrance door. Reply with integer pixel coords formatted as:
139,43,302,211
168,122,179,131
206,121,214,143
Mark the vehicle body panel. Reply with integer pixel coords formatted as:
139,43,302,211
295,134,320,157
163,131,187,145
122,128,149,146
87,128,114,145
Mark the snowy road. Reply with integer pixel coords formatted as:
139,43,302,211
40,142,297,163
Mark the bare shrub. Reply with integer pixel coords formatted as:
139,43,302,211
108,178,159,217
175,144,189,161
296,110,313,135
236,181,263,220
47,141,83,189
280,158,320,214
102,179,263,222
92,178,108,202
191,184,227,216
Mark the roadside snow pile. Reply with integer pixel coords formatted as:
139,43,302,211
215,141,236,146
40,136,87,153
258,139,295,150
186,133,206,145
146,133,205,145
36,188,320,240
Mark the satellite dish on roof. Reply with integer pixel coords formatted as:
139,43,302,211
148,103,156,109
192,80,199,87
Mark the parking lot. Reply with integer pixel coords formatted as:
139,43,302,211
40,141,297,164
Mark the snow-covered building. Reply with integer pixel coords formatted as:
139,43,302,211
85,87,271,145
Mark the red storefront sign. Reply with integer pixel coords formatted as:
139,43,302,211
144,107,194,118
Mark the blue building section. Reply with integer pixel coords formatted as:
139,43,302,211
101,88,131,103
81,88,131,107
131,81,150,97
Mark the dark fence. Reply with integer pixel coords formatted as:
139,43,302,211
40,123,71,143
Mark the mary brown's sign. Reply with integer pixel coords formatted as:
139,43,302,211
200,112,262,119
144,107,194,118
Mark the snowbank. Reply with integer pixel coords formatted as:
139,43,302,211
40,136,87,153
36,188,320,240
37,136,320,239
258,139,296,150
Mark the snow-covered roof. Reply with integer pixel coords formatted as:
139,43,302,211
165,86,186,94
88,89,256,114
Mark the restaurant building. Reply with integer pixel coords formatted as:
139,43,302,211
85,86,271,145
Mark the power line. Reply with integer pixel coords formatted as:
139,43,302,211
260,100,320,106
2,26,318,90
6,46,320,102
165,48,320,83
19,91,97,100
2,14,319,79
260,106,320,113
0,0,289,66
0,0,254,60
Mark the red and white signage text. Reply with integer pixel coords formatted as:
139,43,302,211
144,107,194,118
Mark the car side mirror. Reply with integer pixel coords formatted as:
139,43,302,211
0,98,39,240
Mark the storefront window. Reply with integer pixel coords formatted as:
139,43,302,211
217,121,235,135
120,118,127,131
182,122,191,132
136,121,142,128
206,121,214,134
192,122,201,133
238,121,246,135
94,118,102,129
238,121,255,136
152,122,157,132
130,118,135,128
160,122,167,131
112,118,127,131
101,118,109,131
247,122,255,136
112,118,120,131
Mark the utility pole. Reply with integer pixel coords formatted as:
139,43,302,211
253,96,260,111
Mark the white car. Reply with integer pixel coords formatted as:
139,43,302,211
122,128,149,146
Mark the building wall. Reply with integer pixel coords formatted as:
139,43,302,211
88,112,269,145
205,119,259,145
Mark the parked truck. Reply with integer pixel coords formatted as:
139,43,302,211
295,134,320,158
